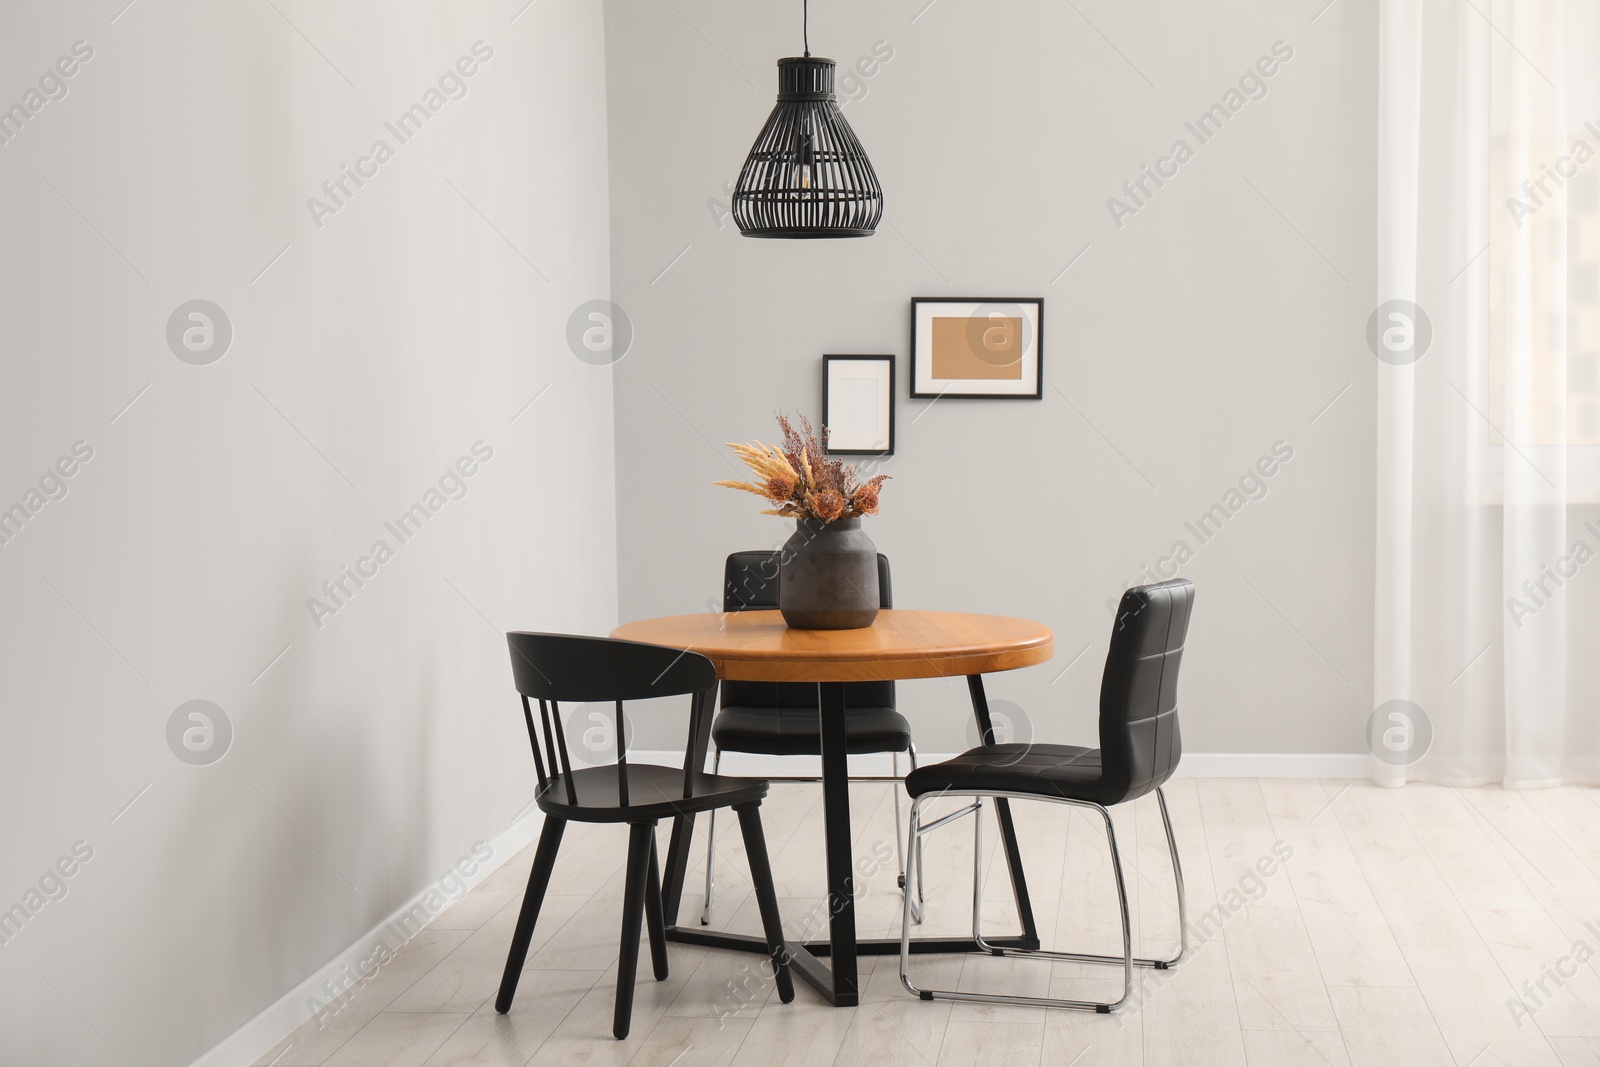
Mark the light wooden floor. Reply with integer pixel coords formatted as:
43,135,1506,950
252,778,1600,1067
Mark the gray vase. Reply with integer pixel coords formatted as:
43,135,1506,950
778,518,879,630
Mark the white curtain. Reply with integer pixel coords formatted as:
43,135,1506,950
1375,0,1600,787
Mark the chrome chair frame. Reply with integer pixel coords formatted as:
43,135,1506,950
701,743,930,925
899,785,1187,1013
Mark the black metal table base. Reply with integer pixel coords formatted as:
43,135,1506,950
664,926,1041,1006
660,674,1040,1009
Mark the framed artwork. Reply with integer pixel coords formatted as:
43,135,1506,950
909,297,1043,399
822,354,895,455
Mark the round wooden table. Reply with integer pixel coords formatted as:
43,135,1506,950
613,608,1053,682
611,609,1054,1007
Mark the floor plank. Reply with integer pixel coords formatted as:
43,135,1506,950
1326,986,1453,1067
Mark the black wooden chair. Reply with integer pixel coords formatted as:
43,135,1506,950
496,632,793,1039
898,579,1194,1013
701,551,934,926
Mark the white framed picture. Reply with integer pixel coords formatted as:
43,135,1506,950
823,354,895,455
910,297,1044,398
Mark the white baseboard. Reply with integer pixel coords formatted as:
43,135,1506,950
1172,753,1370,777
188,802,548,1067
191,746,1367,1066
632,749,1371,779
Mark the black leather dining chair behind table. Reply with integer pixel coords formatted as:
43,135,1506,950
700,551,939,926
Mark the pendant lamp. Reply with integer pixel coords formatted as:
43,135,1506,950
731,0,883,238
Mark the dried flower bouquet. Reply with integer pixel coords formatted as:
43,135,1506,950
716,413,889,523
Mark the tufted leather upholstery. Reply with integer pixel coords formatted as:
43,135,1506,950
713,550,911,756
711,705,912,756
906,579,1193,807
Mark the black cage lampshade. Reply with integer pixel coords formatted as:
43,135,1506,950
731,55,883,239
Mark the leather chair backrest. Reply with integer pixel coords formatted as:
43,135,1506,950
1097,579,1193,804
721,551,894,711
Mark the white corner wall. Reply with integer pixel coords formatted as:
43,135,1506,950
0,2,616,1064
603,0,1379,758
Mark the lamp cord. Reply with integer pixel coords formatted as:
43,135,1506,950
803,0,810,56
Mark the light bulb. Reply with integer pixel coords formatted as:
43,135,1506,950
798,131,815,192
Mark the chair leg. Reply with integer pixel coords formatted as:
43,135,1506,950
495,815,566,1014
893,749,923,924
973,792,1186,970
1097,803,1135,1011
1155,786,1189,967
613,822,654,1039
644,831,669,981
905,792,1178,1013
892,749,904,883
700,746,721,926
735,803,795,1004
899,797,924,998
908,744,925,919
971,797,984,938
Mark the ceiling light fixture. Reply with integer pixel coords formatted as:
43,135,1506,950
731,0,883,239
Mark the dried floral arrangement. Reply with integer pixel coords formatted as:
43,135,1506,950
716,413,889,523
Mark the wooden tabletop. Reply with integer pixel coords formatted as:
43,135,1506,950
611,609,1054,683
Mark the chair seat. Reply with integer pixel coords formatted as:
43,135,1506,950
905,743,1132,805
536,763,769,823
712,704,913,757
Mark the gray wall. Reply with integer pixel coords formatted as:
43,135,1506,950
604,0,1378,755
0,2,616,1063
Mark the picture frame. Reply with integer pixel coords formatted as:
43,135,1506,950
909,297,1044,399
822,354,895,455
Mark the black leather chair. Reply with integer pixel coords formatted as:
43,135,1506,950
702,551,928,925
898,579,1194,1013
496,633,792,1038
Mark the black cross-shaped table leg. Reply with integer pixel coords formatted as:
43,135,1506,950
660,674,1040,1007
